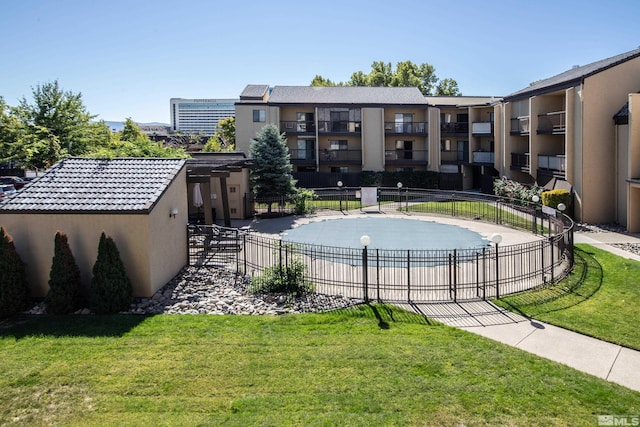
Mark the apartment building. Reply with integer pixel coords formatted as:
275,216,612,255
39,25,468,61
495,48,640,226
235,85,498,190
170,98,237,135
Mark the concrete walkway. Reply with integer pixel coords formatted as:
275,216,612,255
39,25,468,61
402,229,640,393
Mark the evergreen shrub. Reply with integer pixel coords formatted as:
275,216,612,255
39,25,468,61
45,231,82,314
0,227,28,318
90,232,132,314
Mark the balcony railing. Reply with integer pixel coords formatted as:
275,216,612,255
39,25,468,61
317,121,361,134
441,122,469,135
510,152,530,171
319,149,362,163
281,121,316,133
538,154,566,172
472,151,494,163
384,122,428,135
510,116,530,135
384,150,428,163
537,111,566,134
472,122,493,135
441,150,467,163
288,148,315,162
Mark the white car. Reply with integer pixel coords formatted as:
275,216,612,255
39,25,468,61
0,184,17,199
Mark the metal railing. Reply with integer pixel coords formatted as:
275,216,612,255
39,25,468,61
441,122,469,134
280,121,316,133
384,122,428,134
384,149,428,162
510,116,530,135
473,151,494,163
537,111,566,134
319,149,362,163
317,121,361,133
189,189,574,304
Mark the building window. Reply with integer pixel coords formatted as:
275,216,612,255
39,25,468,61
230,208,237,214
229,187,236,193
253,109,266,122
329,140,348,150
331,167,349,173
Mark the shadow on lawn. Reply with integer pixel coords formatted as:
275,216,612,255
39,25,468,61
332,303,441,328
497,247,603,317
0,314,150,339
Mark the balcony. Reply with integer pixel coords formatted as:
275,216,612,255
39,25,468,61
510,152,530,172
441,122,469,135
510,116,530,135
537,111,566,134
288,148,315,164
471,122,493,136
317,121,361,134
384,150,428,164
281,121,316,134
384,122,428,135
441,150,467,163
319,149,362,164
472,151,495,164
538,154,565,172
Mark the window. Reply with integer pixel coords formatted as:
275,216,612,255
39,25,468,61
331,167,349,173
253,109,266,122
329,140,348,150
229,187,236,193
230,208,237,214
395,113,413,132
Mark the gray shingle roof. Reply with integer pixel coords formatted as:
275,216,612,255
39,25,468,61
506,48,640,100
0,158,186,213
239,84,270,100
267,86,429,105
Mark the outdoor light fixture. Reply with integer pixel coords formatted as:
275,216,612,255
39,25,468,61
397,182,403,189
557,203,566,212
360,235,371,247
532,195,540,203
170,207,179,218
337,181,343,188
489,233,502,245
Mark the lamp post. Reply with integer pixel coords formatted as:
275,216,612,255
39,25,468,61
337,181,343,211
490,233,502,299
360,235,370,303
532,194,540,234
397,182,403,209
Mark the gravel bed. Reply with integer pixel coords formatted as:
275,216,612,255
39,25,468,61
25,266,361,316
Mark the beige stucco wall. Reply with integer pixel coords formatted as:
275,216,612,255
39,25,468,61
362,108,384,171
0,168,189,299
628,93,640,232
616,123,629,227
235,104,279,154
580,56,640,223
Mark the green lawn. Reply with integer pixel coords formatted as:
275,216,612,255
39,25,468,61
496,244,640,350
1,306,638,426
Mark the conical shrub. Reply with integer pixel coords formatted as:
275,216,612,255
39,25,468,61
90,232,132,314
45,231,82,314
0,227,28,318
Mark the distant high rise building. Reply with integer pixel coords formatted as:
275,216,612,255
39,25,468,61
170,98,237,135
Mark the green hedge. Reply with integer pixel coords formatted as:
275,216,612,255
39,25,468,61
541,189,572,211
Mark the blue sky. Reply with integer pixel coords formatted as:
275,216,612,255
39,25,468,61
1,0,639,123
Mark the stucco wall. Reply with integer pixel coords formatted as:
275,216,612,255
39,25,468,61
581,56,640,223
362,108,384,171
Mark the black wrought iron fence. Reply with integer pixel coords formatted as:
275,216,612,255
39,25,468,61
192,189,574,303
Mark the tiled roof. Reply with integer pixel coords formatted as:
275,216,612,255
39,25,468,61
506,48,640,100
0,158,186,213
267,86,429,105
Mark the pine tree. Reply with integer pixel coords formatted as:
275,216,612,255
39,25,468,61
0,227,28,318
90,232,132,314
45,231,82,314
249,124,296,213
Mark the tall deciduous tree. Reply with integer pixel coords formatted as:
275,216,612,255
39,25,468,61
17,79,109,156
119,118,146,142
204,116,236,152
249,124,296,213
311,60,461,96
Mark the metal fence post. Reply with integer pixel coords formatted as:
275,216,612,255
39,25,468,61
407,250,411,302
494,244,500,300
362,247,369,303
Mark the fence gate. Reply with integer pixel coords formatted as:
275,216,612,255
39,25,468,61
188,224,243,268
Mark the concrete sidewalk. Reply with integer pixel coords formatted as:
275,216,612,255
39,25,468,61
401,300,640,393
402,229,640,392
